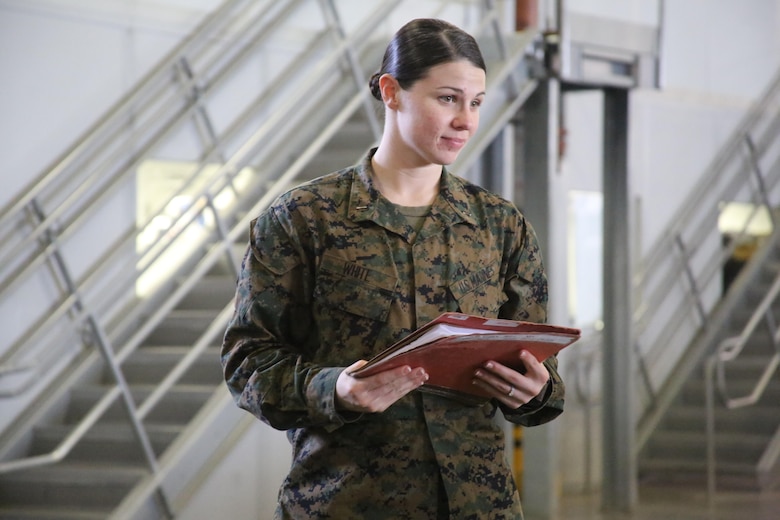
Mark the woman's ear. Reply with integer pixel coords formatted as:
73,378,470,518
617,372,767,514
378,74,400,110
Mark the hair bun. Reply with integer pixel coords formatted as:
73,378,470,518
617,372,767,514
369,73,382,100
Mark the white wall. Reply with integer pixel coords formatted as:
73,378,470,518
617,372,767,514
636,0,780,255
0,0,221,208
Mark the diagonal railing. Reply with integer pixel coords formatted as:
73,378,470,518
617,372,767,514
704,224,780,495
0,0,540,515
634,65,780,458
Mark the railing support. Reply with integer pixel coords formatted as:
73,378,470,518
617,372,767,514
745,134,777,229
319,0,384,141
25,200,174,518
705,354,717,501
176,56,225,162
674,234,708,325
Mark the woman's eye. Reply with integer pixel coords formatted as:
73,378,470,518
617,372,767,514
471,99,482,108
440,95,456,103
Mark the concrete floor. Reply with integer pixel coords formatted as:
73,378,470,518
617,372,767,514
549,485,780,520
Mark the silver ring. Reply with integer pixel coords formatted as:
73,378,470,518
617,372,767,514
507,385,514,398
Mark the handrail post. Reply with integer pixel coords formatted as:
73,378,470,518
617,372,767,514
28,200,174,518
674,234,708,325
175,56,225,162
633,340,656,407
319,0,384,141
86,315,174,518
704,354,717,501
745,133,777,229
483,0,519,97
207,195,241,279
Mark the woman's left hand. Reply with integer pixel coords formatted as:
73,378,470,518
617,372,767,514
472,350,549,409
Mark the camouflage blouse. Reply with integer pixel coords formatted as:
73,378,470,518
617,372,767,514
222,149,564,519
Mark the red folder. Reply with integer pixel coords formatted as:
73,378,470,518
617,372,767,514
349,312,580,402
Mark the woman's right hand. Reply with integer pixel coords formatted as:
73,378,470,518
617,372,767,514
335,360,428,413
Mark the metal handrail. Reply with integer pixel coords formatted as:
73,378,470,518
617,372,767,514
0,0,382,399
705,257,780,495
633,64,780,429
624,60,780,497
0,4,529,517
0,0,245,230
0,0,303,369
0,0,370,477
0,2,320,410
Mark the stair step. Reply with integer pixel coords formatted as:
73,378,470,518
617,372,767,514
141,309,224,346
0,506,108,519
726,310,780,340
66,384,216,425
640,457,757,474
327,114,376,150
177,275,236,310
106,346,222,385
639,459,760,491
0,464,145,510
679,378,780,405
661,405,779,435
682,355,780,381
299,147,366,181
642,430,767,463
30,423,182,466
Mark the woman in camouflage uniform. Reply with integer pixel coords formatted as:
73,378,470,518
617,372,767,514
222,18,564,519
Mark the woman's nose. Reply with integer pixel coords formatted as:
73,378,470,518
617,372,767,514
453,105,478,131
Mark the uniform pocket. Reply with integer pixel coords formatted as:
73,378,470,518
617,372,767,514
315,254,397,321
448,263,507,317
311,255,399,360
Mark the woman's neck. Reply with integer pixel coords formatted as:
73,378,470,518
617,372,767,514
371,148,441,207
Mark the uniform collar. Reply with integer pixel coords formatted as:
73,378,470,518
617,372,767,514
348,148,478,228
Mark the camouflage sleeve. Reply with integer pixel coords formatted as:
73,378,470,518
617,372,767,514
499,217,547,323
221,206,360,432
499,215,565,426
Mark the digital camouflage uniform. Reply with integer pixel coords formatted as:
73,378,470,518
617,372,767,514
221,149,564,519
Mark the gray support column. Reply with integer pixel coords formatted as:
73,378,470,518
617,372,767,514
519,79,560,519
483,126,516,201
601,87,637,512
521,81,556,256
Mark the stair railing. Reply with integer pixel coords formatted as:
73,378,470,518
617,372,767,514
634,65,780,449
0,0,296,395
0,0,391,480
0,1,301,494
704,221,780,496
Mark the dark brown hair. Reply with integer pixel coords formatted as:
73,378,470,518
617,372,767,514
369,18,486,101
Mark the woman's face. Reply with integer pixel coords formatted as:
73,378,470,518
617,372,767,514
394,59,486,167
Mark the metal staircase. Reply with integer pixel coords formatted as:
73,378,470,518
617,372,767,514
639,231,780,490
0,1,541,518
633,68,780,492
636,223,780,492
